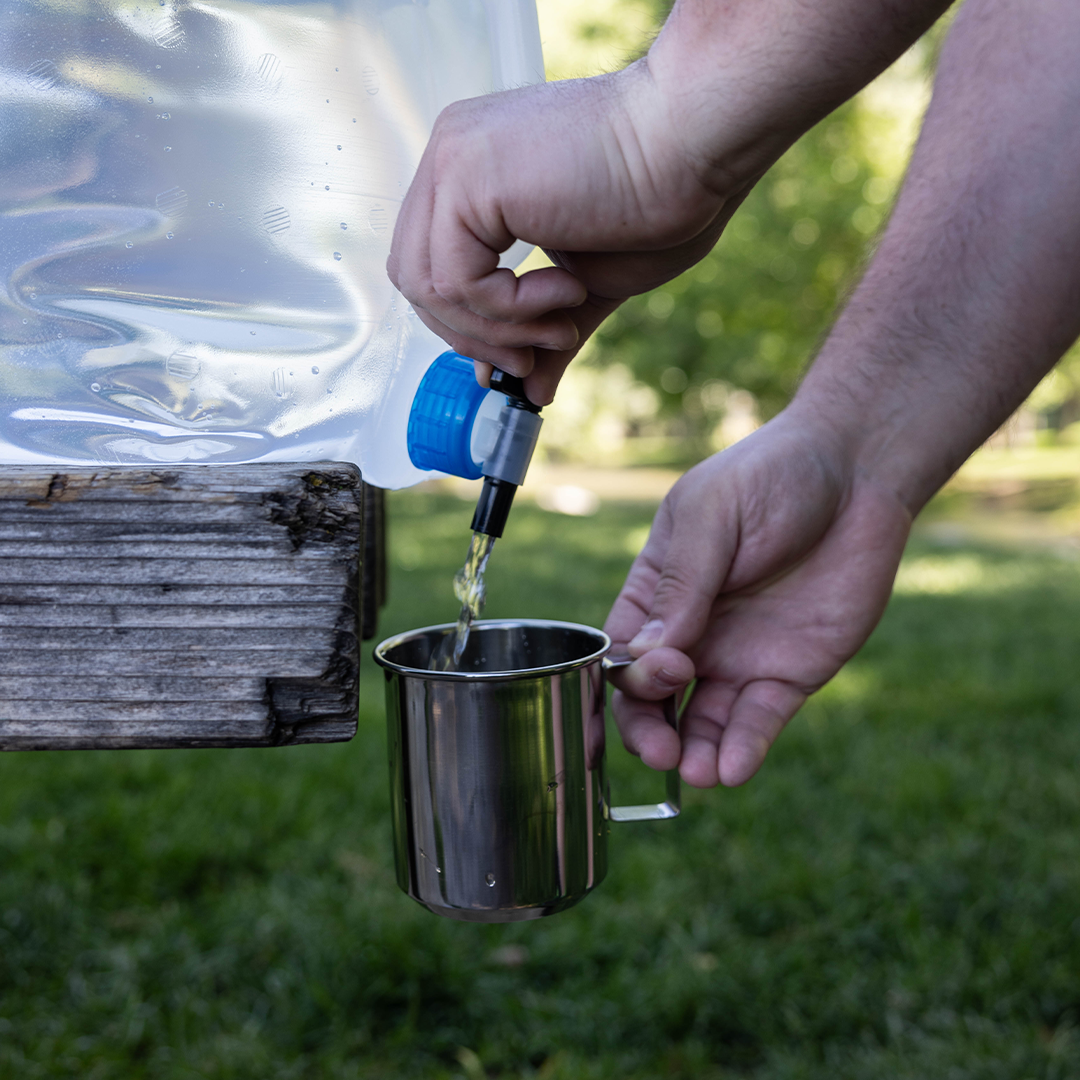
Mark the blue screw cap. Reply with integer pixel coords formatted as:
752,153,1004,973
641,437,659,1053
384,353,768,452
407,351,489,480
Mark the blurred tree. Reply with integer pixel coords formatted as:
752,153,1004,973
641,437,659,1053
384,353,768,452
534,0,948,458
591,103,891,442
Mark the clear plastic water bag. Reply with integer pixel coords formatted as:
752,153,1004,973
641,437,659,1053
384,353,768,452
0,0,542,486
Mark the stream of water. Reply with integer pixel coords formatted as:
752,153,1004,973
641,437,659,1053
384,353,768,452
430,531,496,671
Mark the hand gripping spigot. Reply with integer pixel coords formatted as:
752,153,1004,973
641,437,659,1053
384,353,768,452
470,369,543,538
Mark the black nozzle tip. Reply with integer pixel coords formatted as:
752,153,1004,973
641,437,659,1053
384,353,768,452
471,477,517,538
489,368,541,413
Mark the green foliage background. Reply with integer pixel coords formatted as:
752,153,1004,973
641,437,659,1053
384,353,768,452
593,106,889,427
4,492,1080,1077
536,1,980,452
538,0,1080,453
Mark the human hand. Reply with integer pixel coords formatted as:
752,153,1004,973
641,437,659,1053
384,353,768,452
605,410,912,787
387,65,745,405
387,0,950,405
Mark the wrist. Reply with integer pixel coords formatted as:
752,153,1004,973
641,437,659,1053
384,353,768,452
642,0,951,199
790,310,1010,517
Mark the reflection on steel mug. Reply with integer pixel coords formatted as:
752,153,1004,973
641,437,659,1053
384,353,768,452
373,620,680,922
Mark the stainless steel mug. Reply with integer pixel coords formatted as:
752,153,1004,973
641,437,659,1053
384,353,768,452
373,619,680,922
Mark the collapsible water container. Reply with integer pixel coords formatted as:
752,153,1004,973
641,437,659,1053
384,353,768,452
0,0,544,488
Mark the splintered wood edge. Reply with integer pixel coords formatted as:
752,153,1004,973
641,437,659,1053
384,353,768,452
0,464,363,751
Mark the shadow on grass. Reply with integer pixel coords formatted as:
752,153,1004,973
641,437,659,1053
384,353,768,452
2,495,1080,1078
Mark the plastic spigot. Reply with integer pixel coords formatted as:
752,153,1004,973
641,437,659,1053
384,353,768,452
471,370,542,538
406,352,543,538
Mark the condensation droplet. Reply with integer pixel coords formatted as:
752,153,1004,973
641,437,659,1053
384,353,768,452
336,144,342,150
147,96,153,103
271,367,291,397
156,186,187,216
90,383,101,393
340,222,347,230
261,206,290,234
324,185,330,191
125,241,133,248
256,53,283,87
311,366,319,375
435,866,442,874
368,205,389,233
27,60,60,90
153,18,184,48
167,349,200,380
333,252,341,261
165,232,173,239
163,145,171,152
485,873,496,887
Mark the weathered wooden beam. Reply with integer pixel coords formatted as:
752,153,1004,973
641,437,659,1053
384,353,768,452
0,464,367,751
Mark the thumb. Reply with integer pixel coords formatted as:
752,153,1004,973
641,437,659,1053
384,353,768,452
626,482,736,659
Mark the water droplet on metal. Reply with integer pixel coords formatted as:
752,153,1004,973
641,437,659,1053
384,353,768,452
147,95,153,103
311,366,319,375
340,222,347,230
485,873,496,887
163,145,172,152
125,241,133,248
165,231,173,239
336,144,342,150
333,252,341,261
90,383,101,393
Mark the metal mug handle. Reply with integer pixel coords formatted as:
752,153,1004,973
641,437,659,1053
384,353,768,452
602,649,681,821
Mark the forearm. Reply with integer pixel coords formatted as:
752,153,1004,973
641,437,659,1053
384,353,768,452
794,0,1080,513
643,0,953,194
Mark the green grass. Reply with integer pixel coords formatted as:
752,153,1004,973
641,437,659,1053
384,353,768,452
3,490,1080,1078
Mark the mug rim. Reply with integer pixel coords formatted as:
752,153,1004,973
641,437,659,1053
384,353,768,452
373,618,612,681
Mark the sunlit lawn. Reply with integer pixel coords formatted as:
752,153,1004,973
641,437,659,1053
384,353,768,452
3,487,1080,1078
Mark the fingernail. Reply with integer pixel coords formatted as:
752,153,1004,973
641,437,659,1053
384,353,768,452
628,619,663,654
655,666,684,691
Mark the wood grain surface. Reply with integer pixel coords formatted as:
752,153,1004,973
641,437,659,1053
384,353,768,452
0,464,365,751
